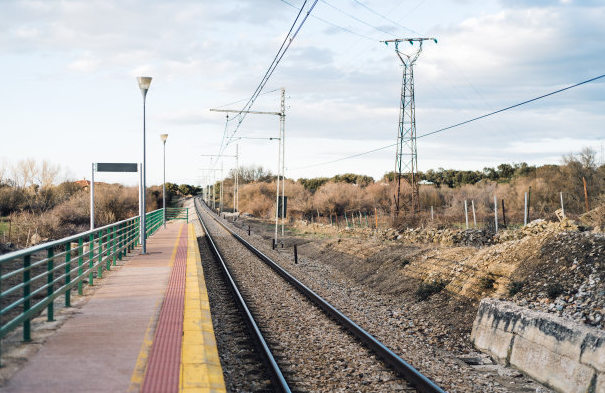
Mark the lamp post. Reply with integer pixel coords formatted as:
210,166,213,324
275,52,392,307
137,76,152,254
160,133,168,228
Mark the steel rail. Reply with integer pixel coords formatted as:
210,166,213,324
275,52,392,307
195,197,446,393
193,198,291,393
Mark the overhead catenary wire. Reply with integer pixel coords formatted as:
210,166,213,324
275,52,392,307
290,73,605,170
350,0,423,36
320,0,398,37
214,88,281,110
214,0,319,162
279,0,377,41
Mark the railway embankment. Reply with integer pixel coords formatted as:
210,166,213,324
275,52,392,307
235,213,604,392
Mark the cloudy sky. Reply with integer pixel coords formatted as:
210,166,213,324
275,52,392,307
1,0,603,186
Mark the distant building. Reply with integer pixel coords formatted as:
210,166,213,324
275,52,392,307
75,179,90,188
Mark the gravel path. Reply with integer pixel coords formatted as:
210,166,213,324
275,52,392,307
194,201,416,393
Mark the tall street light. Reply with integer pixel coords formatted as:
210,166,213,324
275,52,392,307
160,133,168,228
137,76,152,254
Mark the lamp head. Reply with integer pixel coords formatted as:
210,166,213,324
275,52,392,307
137,76,152,98
160,133,168,143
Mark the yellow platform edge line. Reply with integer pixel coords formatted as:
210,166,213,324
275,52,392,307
128,223,185,393
180,223,227,393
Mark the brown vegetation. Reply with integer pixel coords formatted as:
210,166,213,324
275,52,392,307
0,159,200,249
219,149,605,231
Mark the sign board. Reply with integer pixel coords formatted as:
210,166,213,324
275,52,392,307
278,196,288,218
96,163,138,173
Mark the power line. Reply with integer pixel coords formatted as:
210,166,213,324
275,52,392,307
293,143,396,170
279,0,376,41
350,0,422,36
214,88,281,110
290,73,605,170
215,0,319,162
418,73,605,139
320,0,397,37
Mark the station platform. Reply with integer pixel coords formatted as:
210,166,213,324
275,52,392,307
1,222,226,393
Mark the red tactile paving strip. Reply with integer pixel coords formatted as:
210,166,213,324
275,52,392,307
141,226,188,393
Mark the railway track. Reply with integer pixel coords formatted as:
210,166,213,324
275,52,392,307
193,198,445,393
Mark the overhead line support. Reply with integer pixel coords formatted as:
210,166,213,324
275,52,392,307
382,37,436,218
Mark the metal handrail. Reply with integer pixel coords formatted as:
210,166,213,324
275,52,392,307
0,207,186,363
166,207,188,221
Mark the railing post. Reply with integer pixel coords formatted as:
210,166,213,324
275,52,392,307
98,230,104,278
123,222,128,256
186,208,189,223
89,233,95,286
65,242,71,307
78,237,84,295
135,217,139,247
107,227,113,269
47,248,54,321
23,255,31,341
127,221,132,252
112,225,117,265
118,223,124,260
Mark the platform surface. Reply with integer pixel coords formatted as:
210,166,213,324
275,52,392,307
2,221,225,393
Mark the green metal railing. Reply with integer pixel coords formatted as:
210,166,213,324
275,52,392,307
0,207,187,363
166,207,188,222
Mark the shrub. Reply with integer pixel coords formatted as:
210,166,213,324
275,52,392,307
507,280,525,296
546,283,564,299
479,275,496,290
415,279,448,300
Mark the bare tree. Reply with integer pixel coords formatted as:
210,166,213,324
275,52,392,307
38,160,61,189
0,160,7,185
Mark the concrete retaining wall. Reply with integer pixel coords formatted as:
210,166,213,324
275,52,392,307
471,298,604,393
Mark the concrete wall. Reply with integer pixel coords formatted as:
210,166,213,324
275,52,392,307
471,298,604,393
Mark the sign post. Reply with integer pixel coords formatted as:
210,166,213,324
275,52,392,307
91,163,139,231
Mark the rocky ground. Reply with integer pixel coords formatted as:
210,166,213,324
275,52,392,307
231,213,605,358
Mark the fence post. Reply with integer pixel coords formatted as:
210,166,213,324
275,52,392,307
375,208,378,229
23,255,31,341
47,248,54,321
431,206,434,222
78,237,84,295
112,226,118,266
494,196,498,233
294,244,298,264
464,200,469,229
118,223,124,260
97,231,103,279
560,192,565,218
65,242,71,307
583,176,590,213
472,200,476,228
524,192,528,226
89,233,95,286
501,199,507,228
528,186,532,222
345,212,349,228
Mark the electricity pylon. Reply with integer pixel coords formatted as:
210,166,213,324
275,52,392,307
383,38,436,217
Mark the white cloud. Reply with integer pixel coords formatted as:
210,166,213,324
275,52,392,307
68,54,100,72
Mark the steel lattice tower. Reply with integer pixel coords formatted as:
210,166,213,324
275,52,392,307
384,38,436,217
